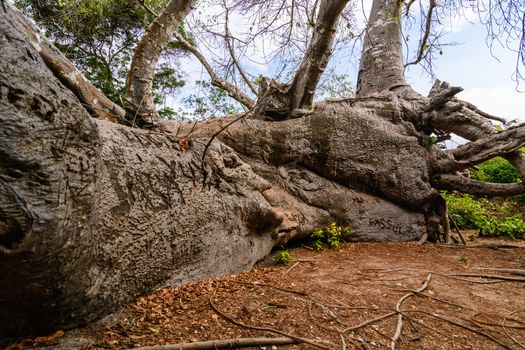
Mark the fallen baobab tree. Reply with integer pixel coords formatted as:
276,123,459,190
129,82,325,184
1,0,524,338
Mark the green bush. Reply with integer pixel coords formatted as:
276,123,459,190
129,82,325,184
310,223,352,251
470,157,520,184
480,216,525,240
274,249,292,265
442,192,487,228
443,192,525,240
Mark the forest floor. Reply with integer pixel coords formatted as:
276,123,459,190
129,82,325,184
6,233,525,350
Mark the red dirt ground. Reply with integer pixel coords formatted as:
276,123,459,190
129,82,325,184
5,237,525,350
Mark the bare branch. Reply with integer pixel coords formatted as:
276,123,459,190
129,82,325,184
173,31,256,110
434,174,525,197
434,123,525,173
132,337,298,350
223,0,258,95
405,0,437,68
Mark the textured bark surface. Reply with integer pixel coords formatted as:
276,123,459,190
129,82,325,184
2,0,524,340
0,13,278,336
125,0,196,126
9,7,125,123
356,0,407,96
0,7,429,338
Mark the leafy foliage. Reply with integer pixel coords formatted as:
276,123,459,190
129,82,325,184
443,192,525,240
176,80,243,120
15,0,186,115
443,192,488,228
310,223,352,251
469,157,520,184
274,249,292,266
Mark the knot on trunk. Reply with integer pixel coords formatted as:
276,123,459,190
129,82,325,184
0,180,33,253
254,78,291,121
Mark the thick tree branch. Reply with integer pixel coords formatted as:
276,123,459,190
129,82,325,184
452,123,525,161
125,0,196,127
173,31,256,110
434,175,525,197
287,0,350,111
10,6,125,123
426,80,525,180
434,123,525,173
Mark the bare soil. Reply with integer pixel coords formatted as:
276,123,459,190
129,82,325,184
5,236,525,350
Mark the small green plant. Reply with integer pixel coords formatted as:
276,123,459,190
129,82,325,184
442,192,487,228
274,249,292,266
470,157,520,184
443,191,525,240
459,255,468,264
310,223,352,251
480,216,525,240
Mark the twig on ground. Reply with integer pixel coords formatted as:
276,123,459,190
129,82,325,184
436,243,523,249
209,295,331,349
450,277,504,284
452,273,525,283
238,281,308,296
392,287,473,310
401,314,451,338
391,274,432,350
468,312,525,329
283,262,300,275
132,337,298,350
475,268,525,276
340,334,347,350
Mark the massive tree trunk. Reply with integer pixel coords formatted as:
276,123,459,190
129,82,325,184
1,0,524,340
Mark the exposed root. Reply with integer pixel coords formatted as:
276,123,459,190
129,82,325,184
131,337,298,350
452,273,525,283
390,274,432,349
404,310,513,349
209,294,332,349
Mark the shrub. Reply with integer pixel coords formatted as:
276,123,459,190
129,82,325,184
442,192,487,228
480,216,525,240
470,157,520,184
443,191,525,240
310,223,352,251
274,249,292,265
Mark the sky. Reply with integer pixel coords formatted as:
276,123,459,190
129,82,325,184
172,0,524,124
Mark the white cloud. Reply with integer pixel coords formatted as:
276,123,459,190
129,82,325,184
458,86,525,123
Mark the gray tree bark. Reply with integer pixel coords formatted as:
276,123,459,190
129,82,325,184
125,0,196,126
356,0,407,96
1,0,524,340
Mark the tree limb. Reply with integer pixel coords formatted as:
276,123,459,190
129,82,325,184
223,0,258,95
433,174,525,197
433,123,525,173
405,0,437,68
10,5,125,123
173,31,256,109
132,337,298,350
125,0,196,127
287,0,350,111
